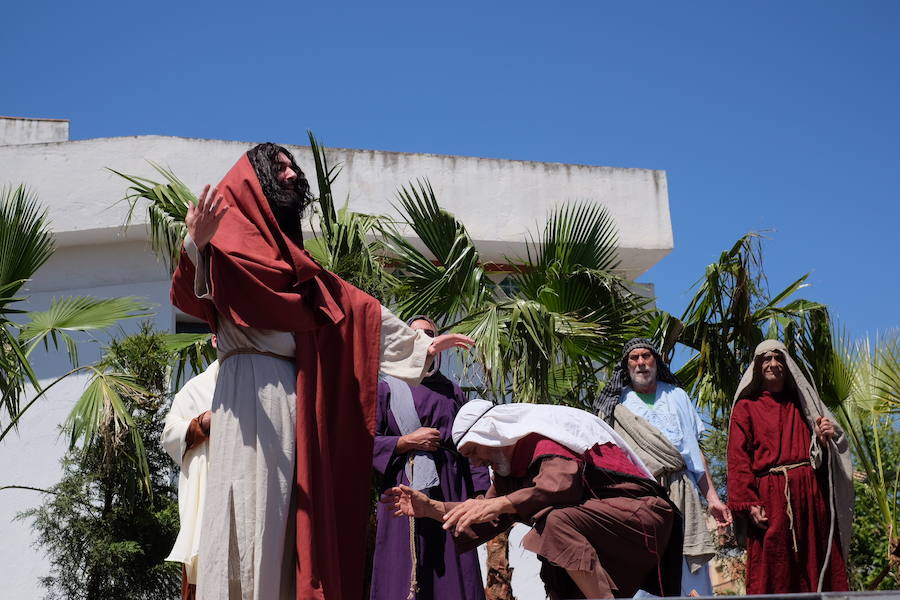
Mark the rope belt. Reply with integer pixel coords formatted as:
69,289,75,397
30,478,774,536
220,348,294,363
406,456,419,600
766,461,810,553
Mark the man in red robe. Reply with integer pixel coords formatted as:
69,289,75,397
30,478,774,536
171,143,473,600
727,340,852,594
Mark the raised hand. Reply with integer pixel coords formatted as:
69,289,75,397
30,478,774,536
186,184,229,252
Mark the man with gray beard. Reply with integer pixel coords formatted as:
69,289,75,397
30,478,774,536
595,338,731,596
382,400,683,599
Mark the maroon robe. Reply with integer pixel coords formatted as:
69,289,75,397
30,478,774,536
171,154,383,600
453,435,682,599
727,390,849,593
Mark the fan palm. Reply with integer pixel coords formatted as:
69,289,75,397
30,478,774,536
383,184,647,406
0,185,147,442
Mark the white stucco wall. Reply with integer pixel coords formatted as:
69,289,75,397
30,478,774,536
0,135,671,279
0,117,69,146
0,132,673,599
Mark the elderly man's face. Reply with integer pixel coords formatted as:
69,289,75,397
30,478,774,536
758,351,786,391
627,348,657,391
459,442,512,476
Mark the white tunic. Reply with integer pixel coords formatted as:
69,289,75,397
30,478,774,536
161,360,219,584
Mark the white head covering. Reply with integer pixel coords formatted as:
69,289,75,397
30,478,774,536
452,399,651,477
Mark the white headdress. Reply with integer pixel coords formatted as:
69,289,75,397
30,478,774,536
452,399,650,477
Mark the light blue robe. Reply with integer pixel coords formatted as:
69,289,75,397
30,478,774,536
621,382,713,596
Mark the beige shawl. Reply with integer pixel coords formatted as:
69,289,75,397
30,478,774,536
611,404,715,572
732,339,853,561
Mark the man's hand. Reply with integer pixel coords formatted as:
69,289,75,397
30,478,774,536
815,416,836,444
186,184,229,252
381,484,442,520
442,497,513,537
749,505,768,529
199,410,212,435
708,498,733,528
427,333,475,358
397,427,441,454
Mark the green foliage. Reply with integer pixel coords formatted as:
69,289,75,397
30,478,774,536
304,132,398,302
0,184,53,426
112,164,194,273
0,185,146,439
386,187,647,405
21,323,183,599
668,233,826,420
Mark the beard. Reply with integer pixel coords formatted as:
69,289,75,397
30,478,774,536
489,448,512,477
269,187,304,240
629,365,657,389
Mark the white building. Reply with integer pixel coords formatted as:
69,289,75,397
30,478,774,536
0,115,673,600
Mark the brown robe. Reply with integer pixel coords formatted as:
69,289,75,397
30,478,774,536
454,435,682,599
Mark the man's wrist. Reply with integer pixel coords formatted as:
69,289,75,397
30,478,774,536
493,496,516,515
426,498,445,520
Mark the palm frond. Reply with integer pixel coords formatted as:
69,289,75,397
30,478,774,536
158,333,216,389
64,369,152,493
20,296,150,367
383,179,491,321
110,164,194,272
0,184,54,296
305,132,396,301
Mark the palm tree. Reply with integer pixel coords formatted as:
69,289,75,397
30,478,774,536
661,233,827,420
301,132,398,302
0,185,147,443
794,316,900,588
382,184,647,406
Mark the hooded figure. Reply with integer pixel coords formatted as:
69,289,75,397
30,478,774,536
727,339,852,594
370,315,490,600
170,148,471,600
383,400,683,599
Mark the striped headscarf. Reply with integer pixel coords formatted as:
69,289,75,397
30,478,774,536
594,338,680,422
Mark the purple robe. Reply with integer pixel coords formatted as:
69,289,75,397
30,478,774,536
371,373,491,600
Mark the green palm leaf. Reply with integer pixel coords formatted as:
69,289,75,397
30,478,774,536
20,296,150,366
159,332,216,389
110,164,194,272
382,179,491,321
0,184,54,296
64,369,151,492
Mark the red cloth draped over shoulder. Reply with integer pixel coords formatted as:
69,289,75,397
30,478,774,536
170,154,383,600
510,434,648,479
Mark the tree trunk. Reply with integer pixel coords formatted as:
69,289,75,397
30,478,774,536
485,530,515,600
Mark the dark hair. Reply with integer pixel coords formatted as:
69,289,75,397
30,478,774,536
247,143,312,241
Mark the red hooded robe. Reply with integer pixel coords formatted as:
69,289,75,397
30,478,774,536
171,154,382,600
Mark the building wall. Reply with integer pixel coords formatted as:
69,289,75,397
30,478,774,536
0,116,69,146
0,131,673,599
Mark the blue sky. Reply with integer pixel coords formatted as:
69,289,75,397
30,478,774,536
3,0,898,340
